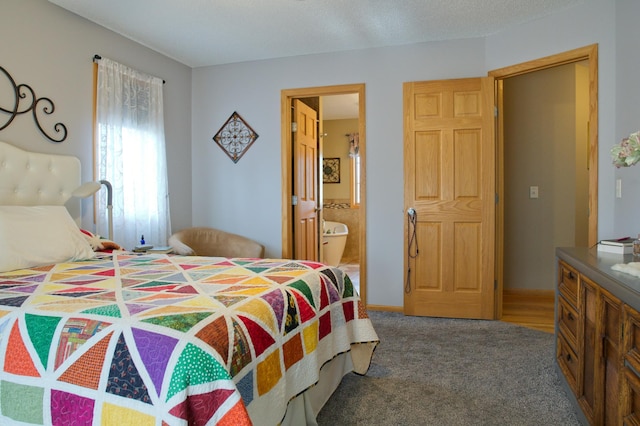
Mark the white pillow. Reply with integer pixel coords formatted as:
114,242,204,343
0,206,96,273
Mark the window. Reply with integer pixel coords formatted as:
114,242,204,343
348,132,360,208
94,57,171,250
350,154,360,208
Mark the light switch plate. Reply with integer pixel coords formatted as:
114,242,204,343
529,186,539,199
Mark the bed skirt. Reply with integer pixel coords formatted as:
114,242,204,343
280,351,353,425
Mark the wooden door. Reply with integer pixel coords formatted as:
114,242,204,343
293,99,319,261
403,77,495,319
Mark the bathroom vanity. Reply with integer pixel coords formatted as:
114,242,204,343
555,247,640,425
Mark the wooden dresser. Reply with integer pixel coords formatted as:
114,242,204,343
556,247,640,425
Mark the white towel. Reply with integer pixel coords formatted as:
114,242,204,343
612,262,640,278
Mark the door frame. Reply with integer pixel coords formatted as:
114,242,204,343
281,83,368,304
489,44,599,318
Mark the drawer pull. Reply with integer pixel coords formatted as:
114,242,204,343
567,312,574,321
566,353,572,362
567,271,575,280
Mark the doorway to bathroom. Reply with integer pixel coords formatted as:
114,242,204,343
280,84,367,304
320,94,361,295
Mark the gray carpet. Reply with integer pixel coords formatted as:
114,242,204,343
317,310,580,425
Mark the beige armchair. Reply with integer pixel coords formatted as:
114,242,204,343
168,227,264,258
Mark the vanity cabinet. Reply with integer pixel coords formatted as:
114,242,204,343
555,249,640,425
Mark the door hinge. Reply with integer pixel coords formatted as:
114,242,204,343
495,193,499,204
291,122,297,132
494,280,498,290
292,195,298,206
494,106,498,117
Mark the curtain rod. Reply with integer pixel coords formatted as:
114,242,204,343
93,55,165,84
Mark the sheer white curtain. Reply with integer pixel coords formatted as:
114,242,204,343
96,57,171,250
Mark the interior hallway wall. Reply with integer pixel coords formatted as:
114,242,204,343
192,38,488,307
614,0,640,238
193,0,616,308
503,63,589,291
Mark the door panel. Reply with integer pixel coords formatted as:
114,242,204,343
293,99,319,261
404,77,495,320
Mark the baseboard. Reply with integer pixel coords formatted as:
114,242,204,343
365,304,403,313
503,288,555,302
366,290,555,316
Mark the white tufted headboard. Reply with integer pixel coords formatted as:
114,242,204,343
0,141,82,223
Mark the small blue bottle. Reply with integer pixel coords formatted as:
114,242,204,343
140,235,145,245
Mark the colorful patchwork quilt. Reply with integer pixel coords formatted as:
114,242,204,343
0,253,379,425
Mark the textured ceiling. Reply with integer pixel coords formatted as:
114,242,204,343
49,0,581,68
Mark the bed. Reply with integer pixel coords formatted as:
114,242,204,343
0,141,379,425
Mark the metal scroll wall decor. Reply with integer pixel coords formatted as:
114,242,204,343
213,111,259,163
0,65,68,143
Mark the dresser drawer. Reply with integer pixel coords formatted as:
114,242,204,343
624,305,640,374
622,366,640,425
558,261,579,309
557,295,579,348
557,332,579,394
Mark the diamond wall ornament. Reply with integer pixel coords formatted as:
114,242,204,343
213,111,259,163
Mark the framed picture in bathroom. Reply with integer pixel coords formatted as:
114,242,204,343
323,157,340,183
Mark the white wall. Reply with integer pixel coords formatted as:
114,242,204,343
193,0,626,308
485,0,617,240
192,39,486,307
0,0,193,235
614,0,640,238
